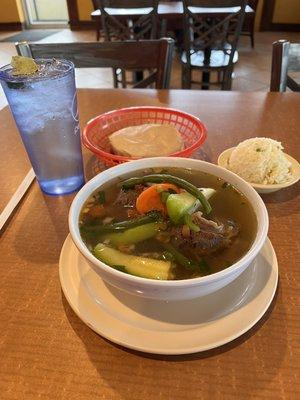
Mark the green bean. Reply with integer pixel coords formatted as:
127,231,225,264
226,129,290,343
121,174,212,214
81,211,162,234
162,242,210,273
161,242,200,271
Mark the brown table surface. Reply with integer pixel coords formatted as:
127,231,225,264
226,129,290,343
91,1,254,19
1,90,300,400
0,106,32,213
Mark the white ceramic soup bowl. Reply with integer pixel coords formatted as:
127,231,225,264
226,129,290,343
69,157,269,301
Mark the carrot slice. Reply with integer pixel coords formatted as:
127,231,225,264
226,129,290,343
136,183,180,214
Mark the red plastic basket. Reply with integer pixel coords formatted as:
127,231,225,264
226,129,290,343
82,106,207,166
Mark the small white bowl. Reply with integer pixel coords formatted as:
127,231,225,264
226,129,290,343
69,157,269,301
218,147,300,194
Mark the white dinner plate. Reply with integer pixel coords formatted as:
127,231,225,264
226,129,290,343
218,147,300,194
59,235,278,355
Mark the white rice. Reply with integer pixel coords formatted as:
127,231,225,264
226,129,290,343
228,137,292,184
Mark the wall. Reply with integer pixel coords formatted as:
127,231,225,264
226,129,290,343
0,0,23,23
254,0,263,31
273,0,300,24
16,0,25,22
77,0,93,21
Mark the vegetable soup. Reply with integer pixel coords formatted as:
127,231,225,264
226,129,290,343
79,168,257,280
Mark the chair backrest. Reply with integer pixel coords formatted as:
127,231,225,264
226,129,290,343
182,0,247,65
270,40,300,92
15,39,174,89
97,0,159,41
92,0,100,10
247,0,259,12
92,0,101,10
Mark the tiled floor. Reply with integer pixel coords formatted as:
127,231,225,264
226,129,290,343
0,28,299,109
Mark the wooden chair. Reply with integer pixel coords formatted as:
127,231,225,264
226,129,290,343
241,0,258,48
181,0,247,90
95,0,159,41
15,39,175,89
92,0,103,41
93,1,160,87
270,40,300,92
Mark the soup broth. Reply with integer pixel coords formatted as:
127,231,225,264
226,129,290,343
79,168,257,280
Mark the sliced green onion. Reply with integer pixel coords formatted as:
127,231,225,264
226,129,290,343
184,214,200,232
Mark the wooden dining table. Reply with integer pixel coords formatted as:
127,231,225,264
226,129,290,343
1,89,299,399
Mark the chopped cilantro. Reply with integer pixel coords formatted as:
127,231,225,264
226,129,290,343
97,191,106,205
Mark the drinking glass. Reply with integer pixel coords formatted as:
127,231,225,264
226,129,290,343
0,59,85,195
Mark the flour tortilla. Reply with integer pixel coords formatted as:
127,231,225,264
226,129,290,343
109,124,184,157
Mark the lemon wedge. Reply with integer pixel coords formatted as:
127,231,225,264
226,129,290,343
11,56,38,76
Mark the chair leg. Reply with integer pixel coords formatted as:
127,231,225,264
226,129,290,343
222,68,233,90
250,31,254,49
133,70,144,85
202,71,210,90
249,18,255,49
112,68,118,88
96,22,101,41
182,66,191,89
217,70,223,83
121,69,127,88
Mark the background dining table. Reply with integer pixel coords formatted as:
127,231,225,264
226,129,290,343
0,89,299,399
